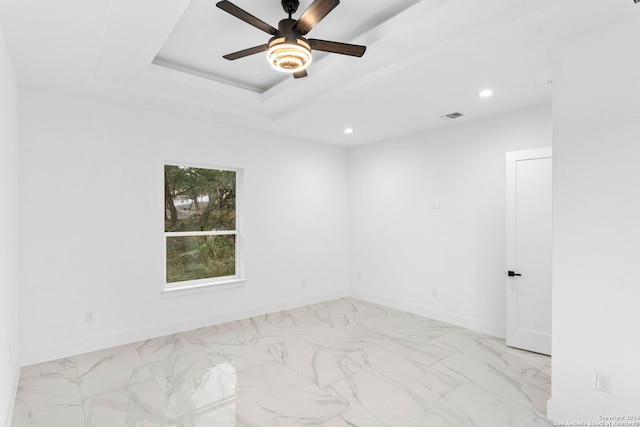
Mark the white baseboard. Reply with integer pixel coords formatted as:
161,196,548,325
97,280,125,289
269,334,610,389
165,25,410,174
546,399,590,422
349,291,506,338
20,289,506,366
3,366,20,427
20,290,349,366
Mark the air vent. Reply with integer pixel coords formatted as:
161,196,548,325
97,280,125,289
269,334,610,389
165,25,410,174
440,112,464,120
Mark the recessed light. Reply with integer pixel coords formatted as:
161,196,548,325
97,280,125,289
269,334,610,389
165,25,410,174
344,128,354,135
478,89,493,98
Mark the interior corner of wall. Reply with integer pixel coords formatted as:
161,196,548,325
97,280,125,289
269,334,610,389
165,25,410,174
3,365,21,427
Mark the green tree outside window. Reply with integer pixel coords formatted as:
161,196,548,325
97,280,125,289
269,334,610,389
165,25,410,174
164,165,239,284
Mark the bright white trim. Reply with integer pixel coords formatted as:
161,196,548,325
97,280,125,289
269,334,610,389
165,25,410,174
350,290,506,338
546,399,589,422
162,278,245,298
3,366,20,427
505,147,552,354
19,290,349,366
163,163,244,290
18,289,514,369
17,284,514,367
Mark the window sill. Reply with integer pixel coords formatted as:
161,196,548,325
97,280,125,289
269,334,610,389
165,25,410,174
162,278,246,298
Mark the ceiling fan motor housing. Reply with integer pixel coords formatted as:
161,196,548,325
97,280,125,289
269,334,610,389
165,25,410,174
278,18,298,35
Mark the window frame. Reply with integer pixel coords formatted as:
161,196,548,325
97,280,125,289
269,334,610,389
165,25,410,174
163,162,244,294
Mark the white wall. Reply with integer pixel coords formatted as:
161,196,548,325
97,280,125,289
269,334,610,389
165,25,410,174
18,89,350,365
548,16,640,420
0,24,20,427
348,105,551,336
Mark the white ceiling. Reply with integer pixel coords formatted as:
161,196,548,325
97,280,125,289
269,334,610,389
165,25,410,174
154,0,425,92
0,0,636,147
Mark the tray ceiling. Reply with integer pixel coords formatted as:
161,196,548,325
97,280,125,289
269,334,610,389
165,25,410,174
154,0,423,92
0,0,635,146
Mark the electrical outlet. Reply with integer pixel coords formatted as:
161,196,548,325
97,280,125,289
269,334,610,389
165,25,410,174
85,311,95,323
432,289,438,298
596,373,611,393
357,274,363,283
301,280,307,287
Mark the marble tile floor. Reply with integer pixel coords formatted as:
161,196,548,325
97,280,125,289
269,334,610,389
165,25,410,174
11,297,553,427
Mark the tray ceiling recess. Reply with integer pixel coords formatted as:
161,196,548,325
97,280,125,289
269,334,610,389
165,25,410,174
152,0,422,93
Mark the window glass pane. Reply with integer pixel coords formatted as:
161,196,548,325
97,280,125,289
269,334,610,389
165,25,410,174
166,235,236,283
165,165,236,232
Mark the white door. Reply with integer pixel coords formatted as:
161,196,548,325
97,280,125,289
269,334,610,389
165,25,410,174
506,148,552,355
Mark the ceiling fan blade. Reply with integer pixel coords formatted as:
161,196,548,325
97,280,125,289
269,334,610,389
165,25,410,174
309,39,366,57
216,1,278,36
292,0,340,35
223,44,269,60
293,69,308,79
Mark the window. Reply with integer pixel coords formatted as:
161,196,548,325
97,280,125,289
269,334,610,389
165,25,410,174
164,164,242,289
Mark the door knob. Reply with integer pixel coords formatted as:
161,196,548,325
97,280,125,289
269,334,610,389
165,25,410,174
507,271,521,277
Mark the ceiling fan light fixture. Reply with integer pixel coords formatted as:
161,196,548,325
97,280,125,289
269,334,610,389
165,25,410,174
267,37,312,73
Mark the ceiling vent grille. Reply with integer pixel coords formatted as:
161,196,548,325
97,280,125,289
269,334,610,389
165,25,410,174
440,112,464,120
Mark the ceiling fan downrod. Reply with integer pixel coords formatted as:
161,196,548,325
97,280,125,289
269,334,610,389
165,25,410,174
281,0,299,18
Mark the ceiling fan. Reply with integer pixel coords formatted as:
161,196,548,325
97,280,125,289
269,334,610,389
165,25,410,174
216,0,367,79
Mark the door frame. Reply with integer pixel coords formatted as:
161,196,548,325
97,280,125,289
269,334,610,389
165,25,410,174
506,147,552,355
